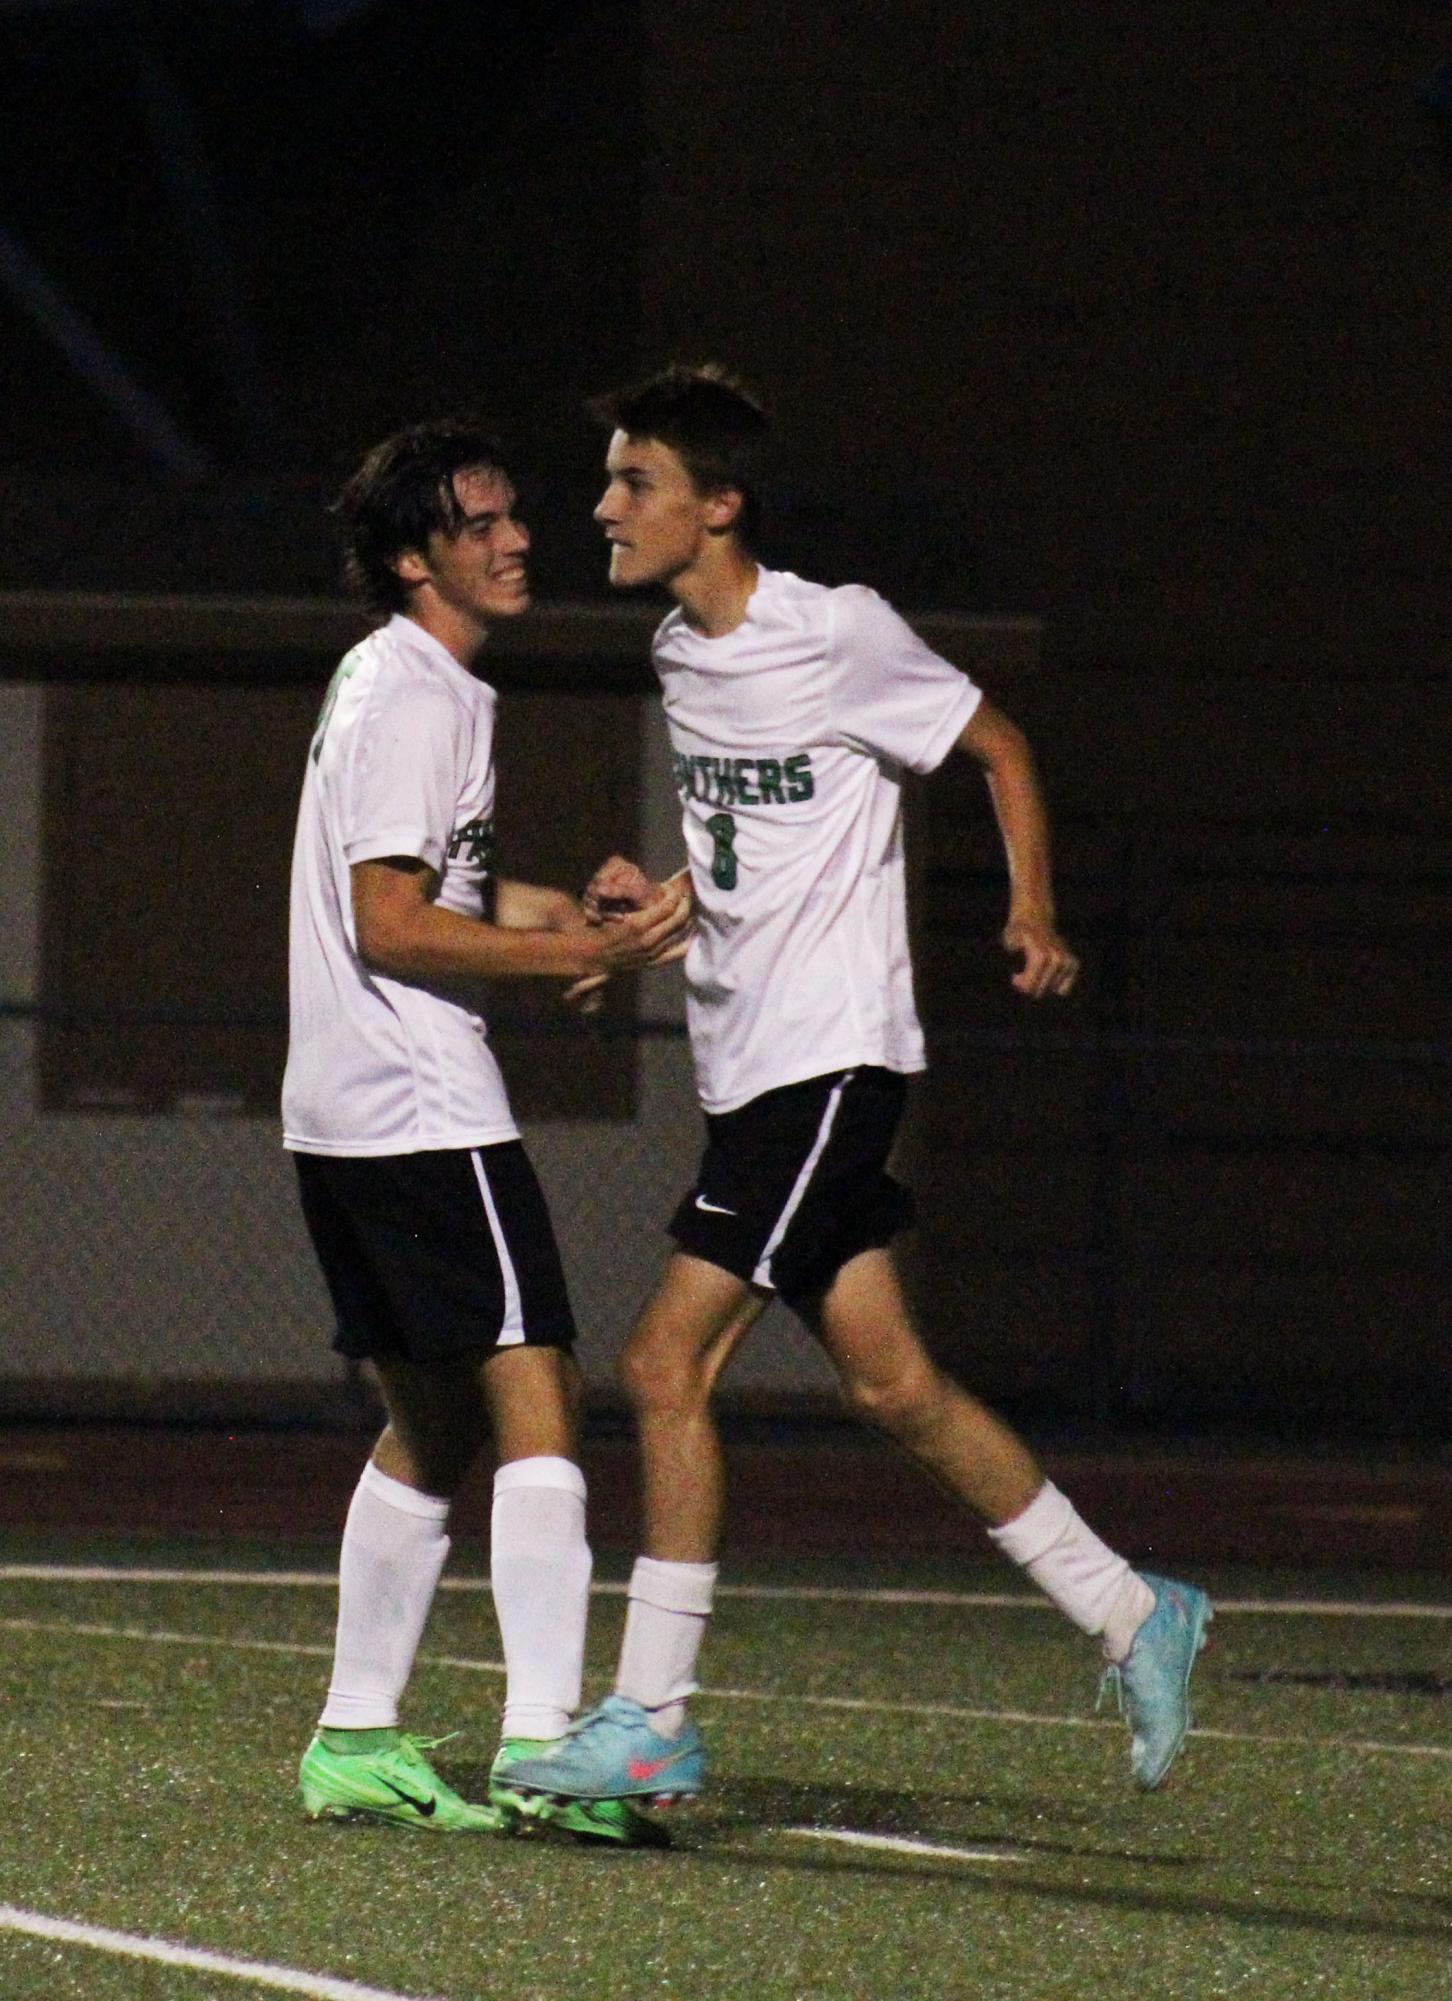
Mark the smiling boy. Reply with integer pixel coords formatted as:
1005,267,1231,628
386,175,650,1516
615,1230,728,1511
285,419,687,1843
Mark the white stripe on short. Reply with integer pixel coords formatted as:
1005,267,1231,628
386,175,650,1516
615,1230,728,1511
468,1149,525,1347
752,1069,854,1289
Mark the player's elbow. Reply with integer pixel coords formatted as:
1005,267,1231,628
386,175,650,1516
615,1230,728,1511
354,903,420,979
352,861,436,978
355,930,404,979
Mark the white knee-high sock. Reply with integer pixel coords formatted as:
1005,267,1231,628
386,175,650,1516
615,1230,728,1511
987,1481,1154,1661
319,1460,451,1729
615,1556,719,1738
490,1456,592,1742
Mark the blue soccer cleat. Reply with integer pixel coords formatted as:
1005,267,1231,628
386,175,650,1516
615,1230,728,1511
497,1695,706,1806
490,1737,671,1847
1099,1572,1213,1789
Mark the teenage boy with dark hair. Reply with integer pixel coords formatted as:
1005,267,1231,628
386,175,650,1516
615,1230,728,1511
285,419,688,1842
505,368,1211,1814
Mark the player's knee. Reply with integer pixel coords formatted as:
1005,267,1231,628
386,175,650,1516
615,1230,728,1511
842,1359,945,1442
377,1432,473,1499
616,1330,704,1416
614,1338,652,1408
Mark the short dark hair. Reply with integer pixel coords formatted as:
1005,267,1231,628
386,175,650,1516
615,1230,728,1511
587,363,770,548
331,419,512,615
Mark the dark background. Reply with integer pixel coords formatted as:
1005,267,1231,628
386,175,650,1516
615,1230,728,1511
1,0,1447,1442
4,0,1450,643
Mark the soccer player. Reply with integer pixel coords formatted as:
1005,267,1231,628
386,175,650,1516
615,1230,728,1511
284,419,688,1842
505,366,1211,1813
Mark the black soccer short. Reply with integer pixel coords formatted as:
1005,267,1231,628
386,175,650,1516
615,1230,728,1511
294,1142,578,1364
669,1066,915,1308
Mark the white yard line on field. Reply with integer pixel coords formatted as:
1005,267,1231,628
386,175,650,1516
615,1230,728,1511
782,1827,1027,1864
5,1614,1452,1765
704,1681,1452,1763
0,1904,441,2001
1,1615,338,1660
3,1563,1451,1620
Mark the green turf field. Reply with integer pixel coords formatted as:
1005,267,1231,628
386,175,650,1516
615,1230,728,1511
3,1535,1449,1999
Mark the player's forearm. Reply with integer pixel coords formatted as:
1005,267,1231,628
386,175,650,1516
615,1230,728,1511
985,756,1058,926
956,703,1058,924
492,878,585,933
359,899,600,983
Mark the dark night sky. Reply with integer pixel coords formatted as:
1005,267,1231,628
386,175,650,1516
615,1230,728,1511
3,1,1449,638
1,1,599,472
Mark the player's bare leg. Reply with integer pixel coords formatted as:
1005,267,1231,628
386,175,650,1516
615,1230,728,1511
368,1342,582,1492
618,1252,770,1562
369,1353,488,1497
803,1245,1210,1786
479,1342,585,1466
800,1246,1042,1526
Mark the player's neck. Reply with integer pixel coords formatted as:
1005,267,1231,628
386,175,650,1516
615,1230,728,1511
403,599,490,673
672,548,759,639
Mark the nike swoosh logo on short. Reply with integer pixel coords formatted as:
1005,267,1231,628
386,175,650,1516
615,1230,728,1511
380,1780,436,1816
694,1195,737,1215
627,1751,684,1782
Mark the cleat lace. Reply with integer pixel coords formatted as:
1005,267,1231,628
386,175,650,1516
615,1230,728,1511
371,1737,448,1787
559,1706,622,1746
395,1731,458,1758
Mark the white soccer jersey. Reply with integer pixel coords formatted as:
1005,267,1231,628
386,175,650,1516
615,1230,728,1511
654,567,982,1113
282,613,519,1155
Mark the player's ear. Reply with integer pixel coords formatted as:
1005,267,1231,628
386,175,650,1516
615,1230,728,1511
704,486,744,535
391,546,432,588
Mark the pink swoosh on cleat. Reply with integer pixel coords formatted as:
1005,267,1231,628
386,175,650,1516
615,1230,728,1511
627,1753,681,1782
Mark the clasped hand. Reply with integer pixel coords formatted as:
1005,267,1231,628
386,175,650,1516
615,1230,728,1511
565,856,693,1013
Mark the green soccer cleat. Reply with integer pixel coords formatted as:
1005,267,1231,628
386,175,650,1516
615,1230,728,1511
300,1731,511,1833
490,1737,672,1848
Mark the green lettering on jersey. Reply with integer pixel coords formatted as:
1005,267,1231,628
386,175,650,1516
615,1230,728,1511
755,758,785,803
448,818,495,868
704,811,739,891
669,750,814,809
784,753,815,801
309,658,357,763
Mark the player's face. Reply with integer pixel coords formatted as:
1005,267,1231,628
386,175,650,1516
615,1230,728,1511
594,432,718,589
414,467,531,621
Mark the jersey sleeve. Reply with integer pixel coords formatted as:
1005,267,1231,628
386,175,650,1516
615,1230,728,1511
339,677,463,874
829,586,982,773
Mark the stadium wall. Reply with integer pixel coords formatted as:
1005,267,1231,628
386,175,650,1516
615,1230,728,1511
0,675,836,1419
639,0,1452,680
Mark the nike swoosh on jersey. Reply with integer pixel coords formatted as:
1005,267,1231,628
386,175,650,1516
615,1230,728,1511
694,1195,737,1215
